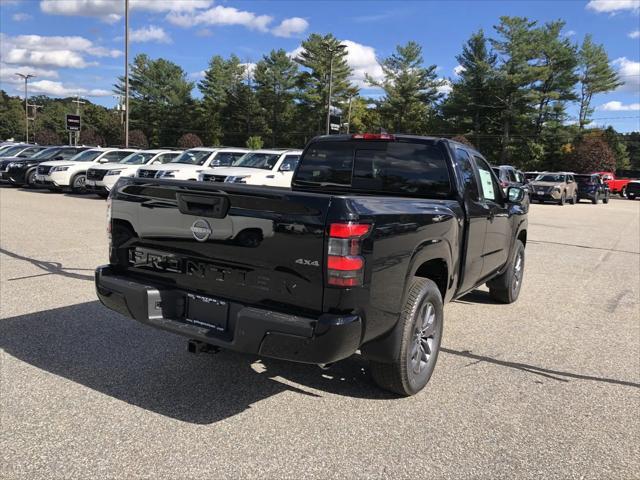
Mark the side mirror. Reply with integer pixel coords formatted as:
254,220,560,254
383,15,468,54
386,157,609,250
54,156,64,160
279,163,291,172
507,186,525,204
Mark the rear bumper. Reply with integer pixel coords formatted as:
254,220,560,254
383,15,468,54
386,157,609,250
95,265,362,364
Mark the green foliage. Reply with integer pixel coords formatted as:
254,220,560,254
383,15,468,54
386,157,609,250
254,49,299,147
367,41,444,134
246,136,264,149
577,35,622,129
295,33,356,137
0,91,25,141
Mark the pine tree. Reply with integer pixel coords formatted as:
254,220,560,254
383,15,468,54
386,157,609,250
254,49,299,147
578,35,622,129
295,33,356,137
367,41,444,134
442,30,499,150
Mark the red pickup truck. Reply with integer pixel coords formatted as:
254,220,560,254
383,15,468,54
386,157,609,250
596,172,638,197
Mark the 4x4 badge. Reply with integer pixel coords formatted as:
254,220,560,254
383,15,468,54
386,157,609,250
295,258,320,267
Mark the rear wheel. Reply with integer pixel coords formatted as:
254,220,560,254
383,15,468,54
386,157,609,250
592,193,599,205
71,173,87,194
487,239,525,304
370,278,443,396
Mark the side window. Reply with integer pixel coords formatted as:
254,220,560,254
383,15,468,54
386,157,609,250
59,148,78,159
507,169,517,182
455,149,479,200
158,153,178,164
101,151,125,162
474,156,501,202
280,155,300,172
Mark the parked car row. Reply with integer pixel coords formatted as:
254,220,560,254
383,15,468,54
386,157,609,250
0,144,303,196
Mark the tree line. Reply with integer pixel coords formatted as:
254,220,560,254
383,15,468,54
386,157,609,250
1,16,638,172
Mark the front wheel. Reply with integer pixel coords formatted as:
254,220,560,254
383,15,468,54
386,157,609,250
621,186,627,198
487,239,525,304
71,173,87,193
558,192,566,206
370,278,443,396
570,190,577,205
25,169,37,188
592,193,599,205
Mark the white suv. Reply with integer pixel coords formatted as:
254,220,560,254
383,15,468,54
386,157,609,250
36,148,138,192
85,149,181,196
198,149,302,187
136,147,249,180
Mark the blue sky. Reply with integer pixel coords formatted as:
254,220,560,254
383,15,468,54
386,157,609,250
1,0,639,131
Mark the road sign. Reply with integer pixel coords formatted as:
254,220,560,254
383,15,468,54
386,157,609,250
66,114,81,131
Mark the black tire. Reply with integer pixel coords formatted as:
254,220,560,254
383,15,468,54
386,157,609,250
628,193,636,200
603,194,609,204
558,192,565,206
97,191,109,199
25,169,37,188
71,173,87,194
370,278,443,396
487,239,525,304
592,193,599,205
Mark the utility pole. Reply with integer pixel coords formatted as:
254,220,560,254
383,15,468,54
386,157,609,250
27,103,42,142
16,73,35,143
346,95,353,134
324,42,346,135
124,0,130,147
72,95,86,146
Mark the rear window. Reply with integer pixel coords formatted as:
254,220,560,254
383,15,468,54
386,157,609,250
295,140,451,196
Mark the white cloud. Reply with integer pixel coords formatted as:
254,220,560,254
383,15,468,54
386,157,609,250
600,100,640,111
341,40,384,89
287,46,305,60
453,64,466,76
28,79,111,97
629,30,640,38
12,12,32,21
612,57,640,92
241,62,257,79
1,33,121,68
272,17,308,37
40,0,213,23
189,70,206,80
130,25,172,44
586,0,640,13
0,63,59,84
437,79,452,96
167,5,272,32
564,30,577,37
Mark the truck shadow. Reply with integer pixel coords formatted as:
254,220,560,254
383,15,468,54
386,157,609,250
0,247,94,282
0,301,392,425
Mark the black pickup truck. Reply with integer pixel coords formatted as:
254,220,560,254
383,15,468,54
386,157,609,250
96,134,528,395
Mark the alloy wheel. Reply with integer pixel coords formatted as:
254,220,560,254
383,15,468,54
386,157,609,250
410,301,437,375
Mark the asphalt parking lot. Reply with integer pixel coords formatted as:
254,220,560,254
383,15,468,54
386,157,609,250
1,186,638,479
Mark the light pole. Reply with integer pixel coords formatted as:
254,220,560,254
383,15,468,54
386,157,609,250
324,42,346,135
72,95,86,146
124,0,130,147
16,73,35,142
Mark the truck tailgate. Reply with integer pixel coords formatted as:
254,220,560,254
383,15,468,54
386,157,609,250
110,180,331,313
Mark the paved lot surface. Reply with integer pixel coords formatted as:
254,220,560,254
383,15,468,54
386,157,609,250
1,185,639,480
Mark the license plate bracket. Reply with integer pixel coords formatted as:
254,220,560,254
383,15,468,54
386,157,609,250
184,293,228,332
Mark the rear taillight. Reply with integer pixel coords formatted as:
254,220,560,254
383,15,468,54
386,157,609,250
327,222,370,287
351,133,395,141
